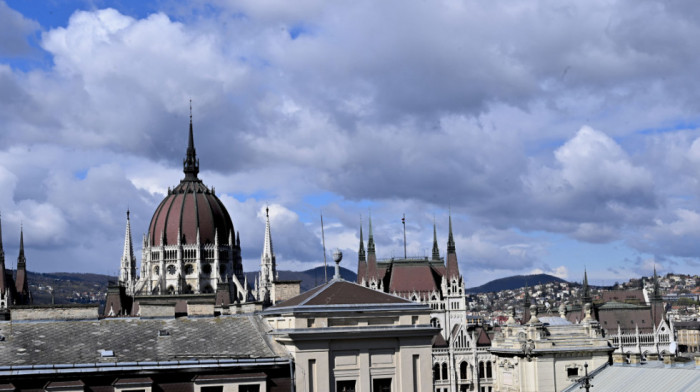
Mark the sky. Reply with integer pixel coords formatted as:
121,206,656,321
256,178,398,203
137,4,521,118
1,0,700,288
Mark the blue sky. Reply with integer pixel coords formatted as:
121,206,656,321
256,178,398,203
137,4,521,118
1,0,700,287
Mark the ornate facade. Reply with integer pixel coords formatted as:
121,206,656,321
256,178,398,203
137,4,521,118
108,113,250,317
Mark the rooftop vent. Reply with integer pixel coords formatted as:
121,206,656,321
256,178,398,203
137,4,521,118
98,349,115,357
158,329,170,337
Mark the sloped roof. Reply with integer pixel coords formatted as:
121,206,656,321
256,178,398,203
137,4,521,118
269,279,412,309
564,362,700,392
0,315,284,366
387,264,441,295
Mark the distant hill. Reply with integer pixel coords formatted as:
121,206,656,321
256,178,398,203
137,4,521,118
24,266,357,305
26,270,114,305
245,266,357,292
466,273,568,294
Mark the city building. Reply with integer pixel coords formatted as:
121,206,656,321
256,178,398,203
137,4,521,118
263,252,439,392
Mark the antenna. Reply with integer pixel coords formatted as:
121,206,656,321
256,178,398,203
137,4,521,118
321,212,328,283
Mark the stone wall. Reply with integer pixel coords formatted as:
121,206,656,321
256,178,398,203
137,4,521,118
272,281,301,304
11,305,99,321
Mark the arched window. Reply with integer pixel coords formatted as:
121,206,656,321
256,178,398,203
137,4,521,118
460,361,468,379
431,318,441,328
433,363,441,380
441,363,448,380
167,285,175,295
478,362,484,379
486,361,492,378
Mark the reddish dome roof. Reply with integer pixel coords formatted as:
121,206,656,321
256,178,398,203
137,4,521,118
147,116,234,246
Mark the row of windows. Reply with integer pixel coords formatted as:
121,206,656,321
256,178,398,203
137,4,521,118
434,361,492,381
152,263,225,276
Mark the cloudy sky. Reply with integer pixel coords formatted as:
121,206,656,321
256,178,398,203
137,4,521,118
1,0,699,287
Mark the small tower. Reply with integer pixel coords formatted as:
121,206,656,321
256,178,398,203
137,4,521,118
14,226,31,305
258,206,277,305
119,209,137,295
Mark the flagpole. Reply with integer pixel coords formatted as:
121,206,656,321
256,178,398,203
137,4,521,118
402,213,407,259
321,212,328,283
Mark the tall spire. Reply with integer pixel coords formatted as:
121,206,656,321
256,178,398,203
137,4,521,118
259,206,277,304
183,100,199,181
367,214,375,254
445,214,460,280
119,209,137,293
447,214,456,254
366,214,378,283
356,219,366,284
358,222,366,262
17,225,25,266
582,267,591,304
652,264,661,300
431,219,440,260
15,225,30,304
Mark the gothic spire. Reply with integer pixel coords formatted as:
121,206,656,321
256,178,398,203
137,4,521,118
183,100,200,181
431,219,440,260
17,225,25,266
262,206,275,260
15,225,30,304
367,214,375,254
358,222,366,262
582,267,591,304
652,264,661,300
119,209,136,289
447,214,456,254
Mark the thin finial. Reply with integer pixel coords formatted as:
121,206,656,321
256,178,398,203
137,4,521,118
189,99,192,121
266,204,269,218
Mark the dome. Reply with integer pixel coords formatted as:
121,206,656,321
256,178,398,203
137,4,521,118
147,117,234,246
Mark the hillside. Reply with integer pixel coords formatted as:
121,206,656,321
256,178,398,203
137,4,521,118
24,266,357,305
466,273,568,294
245,266,357,292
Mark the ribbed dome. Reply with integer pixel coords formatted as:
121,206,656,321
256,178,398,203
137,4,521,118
147,116,234,246
148,181,234,246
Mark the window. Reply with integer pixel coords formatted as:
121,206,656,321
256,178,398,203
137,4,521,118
372,378,391,392
201,387,223,392
460,361,468,379
567,368,579,377
336,380,356,392
309,359,316,392
167,265,176,275
202,264,212,275
441,363,448,380
433,363,440,380
486,362,492,378
412,355,420,392
185,264,194,275
478,362,484,379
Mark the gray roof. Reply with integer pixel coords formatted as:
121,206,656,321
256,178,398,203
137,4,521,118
0,315,287,367
565,361,700,392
